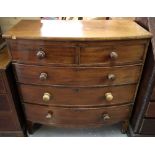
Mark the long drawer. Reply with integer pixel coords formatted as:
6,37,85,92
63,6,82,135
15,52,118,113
24,103,131,127
13,64,141,86
18,84,136,107
9,40,146,66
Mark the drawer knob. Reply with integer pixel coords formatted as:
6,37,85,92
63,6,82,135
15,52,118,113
46,112,53,119
108,74,116,80
102,113,111,120
43,92,51,102
110,52,118,60
36,50,46,59
40,73,48,80
105,92,113,101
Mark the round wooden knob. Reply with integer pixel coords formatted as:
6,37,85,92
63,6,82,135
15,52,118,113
102,113,111,120
36,50,46,59
108,74,116,80
43,92,51,102
46,112,53,119
105,92,113,101
110,52,118,60
40,73,48,80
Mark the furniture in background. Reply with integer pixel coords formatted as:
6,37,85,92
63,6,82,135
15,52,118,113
0,46,26,136
3,20,151,134
129,18,155,136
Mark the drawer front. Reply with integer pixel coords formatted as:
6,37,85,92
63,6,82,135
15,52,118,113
24,103,131,127
81,44,145,65
140,119,155,135
0,73,5,93
13,64,141,86
19,84,136,106
9,40,76,65
145,102,155,118
0,113,18,131
0,94,11,111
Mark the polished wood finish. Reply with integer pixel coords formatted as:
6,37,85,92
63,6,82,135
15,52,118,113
24,103,131,127
3,20,151,134
18,84,136,107
3,20,151,40
13,64,142,86
0,47,26,136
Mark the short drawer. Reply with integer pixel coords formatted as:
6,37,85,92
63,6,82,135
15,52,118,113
145,102,155,118
0,94,10,111
13,64,141,86
18,84,136,107
24,103,131,127
0,73,5,93
80,43,146,65
140,118,155,135
9,40,76,65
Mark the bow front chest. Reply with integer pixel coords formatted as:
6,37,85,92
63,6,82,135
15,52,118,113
3,20,151,134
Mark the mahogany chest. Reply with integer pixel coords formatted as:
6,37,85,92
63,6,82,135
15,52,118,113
3,20,151,134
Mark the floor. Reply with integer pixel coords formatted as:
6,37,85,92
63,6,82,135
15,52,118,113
29,123,127,137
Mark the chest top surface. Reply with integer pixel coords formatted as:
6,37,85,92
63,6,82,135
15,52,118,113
3,20,152,41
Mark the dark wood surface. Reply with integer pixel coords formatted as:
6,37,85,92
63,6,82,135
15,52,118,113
145,102,155,117
24,103,131,128
18,84,136,107
13,63,142,86
0,47,26,136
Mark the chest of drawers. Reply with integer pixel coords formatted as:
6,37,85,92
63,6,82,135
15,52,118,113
0,46,26,136
3,20,151,134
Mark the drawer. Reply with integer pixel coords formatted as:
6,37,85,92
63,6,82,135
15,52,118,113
0,94,10,111
19,84,136,107
9,40,76,65
0,113,18,131
145,102,155,118
0,73,6,93
80,44,145,65
13,64,141,86
24,103,131,127
140,118,155,135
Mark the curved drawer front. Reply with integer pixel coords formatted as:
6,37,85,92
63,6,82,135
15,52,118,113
13,64,141,86
80,43,146,65
19,84,136,106
24,103,131,127
9,40,76,65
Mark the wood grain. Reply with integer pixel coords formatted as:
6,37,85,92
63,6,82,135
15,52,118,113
145,102,155,117
13,64,142,86
3,20,152,40
18,84,136,107
24,103,131,127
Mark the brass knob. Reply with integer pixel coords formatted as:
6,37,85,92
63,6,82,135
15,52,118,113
102,113,111,120
36,50,46,59
108,74,116,80
46,112,53,119
105,92,113,101
40,73,48,80
43,92,51,102
110,52,118,60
